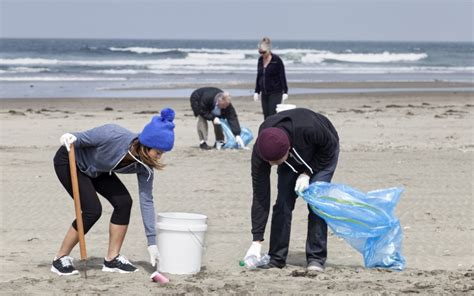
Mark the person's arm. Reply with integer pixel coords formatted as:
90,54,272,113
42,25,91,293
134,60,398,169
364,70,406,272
250,147,271,241
254,58,262,94
200,109,215,121
304,127,339,172
137,171,156,246
278,57,288,94
224,104,242,136
199,95,217,121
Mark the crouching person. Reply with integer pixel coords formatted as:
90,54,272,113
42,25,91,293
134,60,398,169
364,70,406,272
51,108,175,275
245,108,339,272
190,87,245,149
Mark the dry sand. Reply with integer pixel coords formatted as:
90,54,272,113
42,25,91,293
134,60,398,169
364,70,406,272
0,83,473,295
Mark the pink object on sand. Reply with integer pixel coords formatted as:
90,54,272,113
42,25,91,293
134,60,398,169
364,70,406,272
150,271,169,284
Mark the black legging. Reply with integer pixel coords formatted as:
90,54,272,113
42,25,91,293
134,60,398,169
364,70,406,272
261,93,282,119
53,146,133,234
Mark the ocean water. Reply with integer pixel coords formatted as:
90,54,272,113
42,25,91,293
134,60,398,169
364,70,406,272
0,38,473,98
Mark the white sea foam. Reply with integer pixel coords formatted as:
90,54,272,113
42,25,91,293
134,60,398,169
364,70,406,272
89,69,140,75
109,47,173,54
0,58,162,66
7,67,50,73
0,50,428,68
0,58,60,65
2,48,471,78
0,76,127,81
108,47,257,55
302,51,428,63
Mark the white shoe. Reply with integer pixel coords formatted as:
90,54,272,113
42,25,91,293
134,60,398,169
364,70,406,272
102,255,138,273
51,256,79,276
307,261,325,272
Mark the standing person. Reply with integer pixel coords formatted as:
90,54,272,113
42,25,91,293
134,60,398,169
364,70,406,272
51,108,175,275
190,86,245,150
253,37,289,119
244,108,339,272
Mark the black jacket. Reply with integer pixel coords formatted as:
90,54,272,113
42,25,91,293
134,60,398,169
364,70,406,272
190,87,241,135
251,109,339,233
254,53,288,95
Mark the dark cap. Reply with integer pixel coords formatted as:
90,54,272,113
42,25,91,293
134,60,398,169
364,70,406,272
256,127,290,161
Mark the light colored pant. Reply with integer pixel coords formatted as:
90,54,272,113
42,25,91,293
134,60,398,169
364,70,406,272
196,116,224,143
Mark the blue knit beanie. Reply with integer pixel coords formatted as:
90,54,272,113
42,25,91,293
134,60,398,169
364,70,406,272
139,108,175,151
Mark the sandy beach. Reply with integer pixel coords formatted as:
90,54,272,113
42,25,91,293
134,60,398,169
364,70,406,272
0,82,473,295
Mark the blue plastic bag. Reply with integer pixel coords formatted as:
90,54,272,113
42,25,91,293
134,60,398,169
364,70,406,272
302,182,405,270
220,119,254,149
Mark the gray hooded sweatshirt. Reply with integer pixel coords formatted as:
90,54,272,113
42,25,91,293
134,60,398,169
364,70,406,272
72,124,157,246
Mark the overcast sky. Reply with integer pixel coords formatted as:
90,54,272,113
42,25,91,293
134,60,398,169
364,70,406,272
1,0,472,42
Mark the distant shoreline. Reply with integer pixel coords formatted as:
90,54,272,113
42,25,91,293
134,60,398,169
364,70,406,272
101,80,474,91
1,81,473,100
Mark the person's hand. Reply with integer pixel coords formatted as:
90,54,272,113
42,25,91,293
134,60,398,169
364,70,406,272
213,117,221,125
147,245,161,267
282,93,288,101
235,135,245,148
59,133,77,151
253,93,260,102
295,173,310,196
244,241,262,261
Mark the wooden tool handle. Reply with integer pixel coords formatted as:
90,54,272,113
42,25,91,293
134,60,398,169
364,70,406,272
68,145,88,260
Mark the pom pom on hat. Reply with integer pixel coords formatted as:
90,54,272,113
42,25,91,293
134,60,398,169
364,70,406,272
139,108,175,151
160,108,175,122
256,127,290,161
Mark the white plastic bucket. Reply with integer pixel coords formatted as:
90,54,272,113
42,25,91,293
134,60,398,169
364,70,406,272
156,212,208,275
276,103,296,113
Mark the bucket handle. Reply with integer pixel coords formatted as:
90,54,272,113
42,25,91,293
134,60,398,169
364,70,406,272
188,227,205,249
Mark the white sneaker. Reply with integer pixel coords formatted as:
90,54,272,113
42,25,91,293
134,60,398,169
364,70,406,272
51,256,79,276
307,261,325,272
214,141,225,150
102,255,138,273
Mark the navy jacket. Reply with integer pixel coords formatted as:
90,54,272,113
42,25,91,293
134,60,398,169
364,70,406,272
254,54,288,95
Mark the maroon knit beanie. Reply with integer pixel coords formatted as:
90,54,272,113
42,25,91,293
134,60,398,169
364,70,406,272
256,127,290,161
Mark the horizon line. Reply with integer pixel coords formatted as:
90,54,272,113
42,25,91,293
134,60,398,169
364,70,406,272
1,36,473,43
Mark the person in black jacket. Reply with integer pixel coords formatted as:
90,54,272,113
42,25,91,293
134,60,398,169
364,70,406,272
190,87,244,150
253,37,289,119
244,108,339,272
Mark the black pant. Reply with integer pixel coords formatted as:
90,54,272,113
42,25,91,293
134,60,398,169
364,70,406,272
269,148,339,267
53,146,133,234
261,93,282,119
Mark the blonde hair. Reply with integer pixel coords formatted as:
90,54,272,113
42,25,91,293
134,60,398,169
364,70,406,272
259,37,272,52
132,140,166,170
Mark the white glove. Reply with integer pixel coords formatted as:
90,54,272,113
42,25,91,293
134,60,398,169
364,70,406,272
59,133,77,152
282,93,288,101
244,241,262,261
253,93,260,102
235,135,245,148
147,245,161,267
213,117,221,125
295,173,310,196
